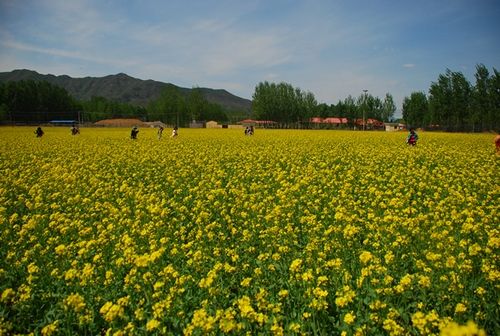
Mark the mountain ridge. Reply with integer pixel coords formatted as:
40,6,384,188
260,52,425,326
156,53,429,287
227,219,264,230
0,69,252,113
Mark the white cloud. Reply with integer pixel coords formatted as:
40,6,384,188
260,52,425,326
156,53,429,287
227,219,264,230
403,63,416,68
0,39,134,68
200,32,293,75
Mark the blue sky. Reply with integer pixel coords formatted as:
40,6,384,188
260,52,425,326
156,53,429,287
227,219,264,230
1,0,499,116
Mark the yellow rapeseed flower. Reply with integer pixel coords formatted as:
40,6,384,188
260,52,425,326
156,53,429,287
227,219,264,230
344,311,356,325
359,251,373,264
439,320,486,336
63,293,86,313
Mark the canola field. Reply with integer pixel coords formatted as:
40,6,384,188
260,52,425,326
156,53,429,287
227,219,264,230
0,127,498,336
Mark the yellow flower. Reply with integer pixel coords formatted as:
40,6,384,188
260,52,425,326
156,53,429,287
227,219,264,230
63,293,86,313
54,244,66,255
418,275,431,288
219,309,237,333
468,243,481,256
100,301,124,322
64,268,78,281
18,284,31,302
278,289,289,298
289,259,303,272
335,286,355,308
474,287,486,295
288,322,301,332
1,288,15,303
301,269,314,281
313,287,328,298
41,321,59,336
187,308,216,333
439,320,485,336
359,251,373,264
134,254,150,268
270,322,284,335
146,319,161,331
384,251,394,264
455,303,467,314
27,262,39,274
344,311,356,325
400,274,412,286
383,318,405,335
445,256,456,268
237,296,255,318
240,277,252,287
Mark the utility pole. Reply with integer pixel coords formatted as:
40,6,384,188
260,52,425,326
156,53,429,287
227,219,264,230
362,89,368,131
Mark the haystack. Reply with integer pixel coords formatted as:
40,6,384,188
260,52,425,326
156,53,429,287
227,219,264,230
94,118,146,127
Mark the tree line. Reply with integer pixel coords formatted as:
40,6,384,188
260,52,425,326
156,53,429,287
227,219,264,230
0,80,79,123
147,86,230,126
2,64,498,131
403,64,500,132
0,79,398,127
0,81,231,126
252,65,499,131
252,81,396,126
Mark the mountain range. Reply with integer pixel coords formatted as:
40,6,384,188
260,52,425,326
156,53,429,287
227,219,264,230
0,69,252,113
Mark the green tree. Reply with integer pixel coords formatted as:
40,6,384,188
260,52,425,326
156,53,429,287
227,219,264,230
202,102,228,123
470,64,490,131
343,95,359,129
81,96,145,122
0,80,78,123
301,91,317,122
187,87,206,122
450,71,471,131
369,96,384,121
0,103,8,122
429,69,472,131
252,81,318,124
382,93,396,122
147,85,188,126
316,103,330,118
488,68,500,131
0,84,8,122
402,92,428,128
429,70,453,129
356,92,373,128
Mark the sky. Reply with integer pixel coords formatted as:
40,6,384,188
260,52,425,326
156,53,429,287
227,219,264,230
1,0,499,116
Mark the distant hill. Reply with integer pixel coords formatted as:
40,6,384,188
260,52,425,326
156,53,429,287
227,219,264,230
0,69,252,113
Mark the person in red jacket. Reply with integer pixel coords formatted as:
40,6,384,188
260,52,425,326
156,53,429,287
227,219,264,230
406,128,418,146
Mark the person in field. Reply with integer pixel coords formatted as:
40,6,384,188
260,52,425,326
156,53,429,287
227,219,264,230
495,133,500,153
71,124,80,135
244,126,254,135
35,127,44,138
131,126,139,139
157,126,164,139
171,126,178,138
406,128,418,146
